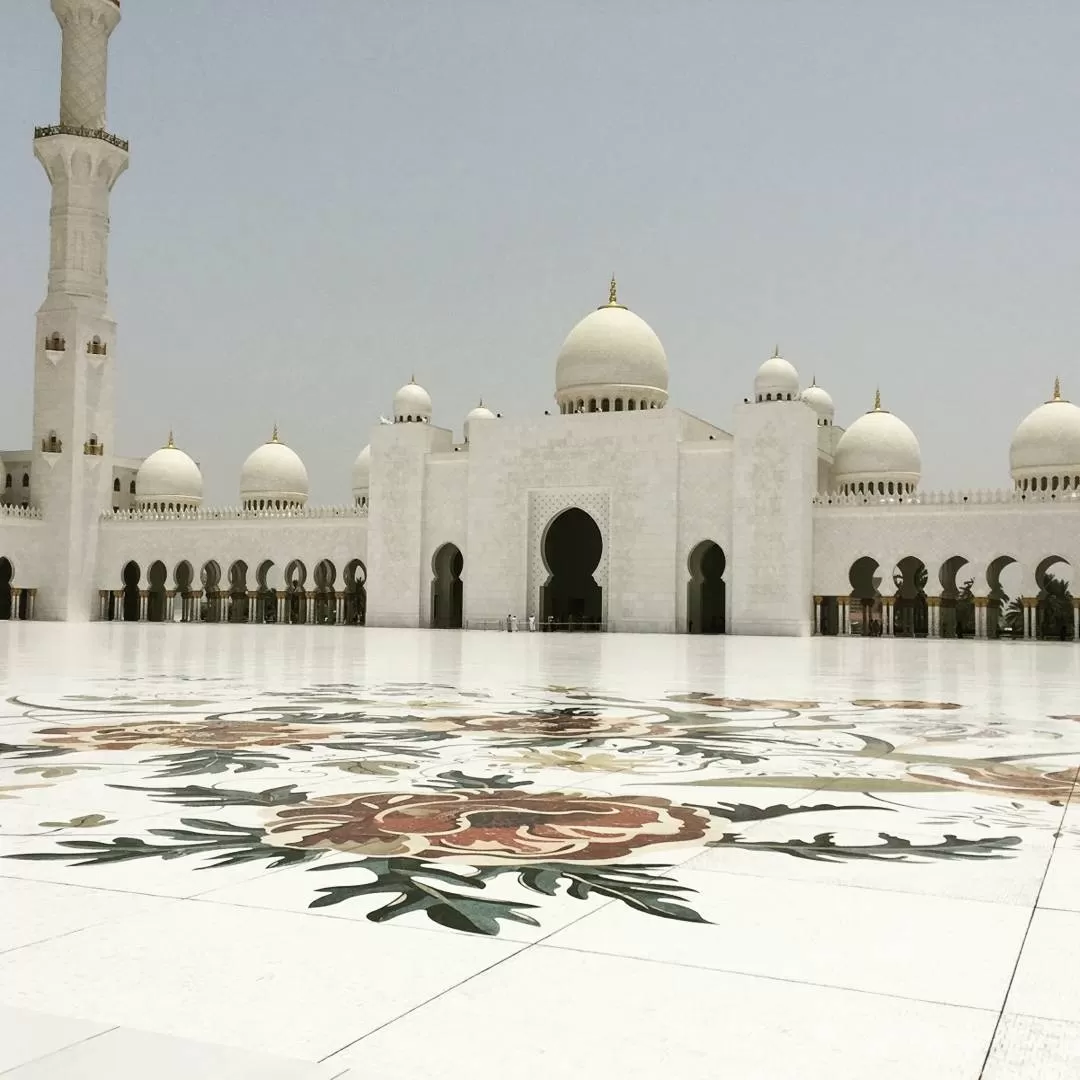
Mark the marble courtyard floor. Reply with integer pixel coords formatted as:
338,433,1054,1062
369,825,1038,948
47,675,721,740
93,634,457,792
2,626,1080,1078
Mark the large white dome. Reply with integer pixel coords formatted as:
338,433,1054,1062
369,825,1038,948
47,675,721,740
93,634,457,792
240,428,309,509
394,378,432,423
135,435,202,509
351,444,371,506
754,349,800,402
1009,380,1080,493
554,279,668,412
801,378,835,425
833,392,921,495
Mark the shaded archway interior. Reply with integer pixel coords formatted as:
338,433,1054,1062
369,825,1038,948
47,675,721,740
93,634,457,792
431,543,464,629
687,541,726,633
541,508,602,629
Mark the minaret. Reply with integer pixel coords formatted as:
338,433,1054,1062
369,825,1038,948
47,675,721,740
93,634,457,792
32,0,128,620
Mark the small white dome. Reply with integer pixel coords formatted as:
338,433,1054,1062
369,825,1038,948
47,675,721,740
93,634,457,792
554,279,668,411
1010,380,1080,491
240,428,309,509
801,379,835,424
754,348,800,402
465,400,496,443
833,392,921,495
394,378,432,423
135,435,202,508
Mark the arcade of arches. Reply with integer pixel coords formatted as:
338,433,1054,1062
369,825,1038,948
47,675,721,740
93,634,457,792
100,558,368,625
815,555,1080,640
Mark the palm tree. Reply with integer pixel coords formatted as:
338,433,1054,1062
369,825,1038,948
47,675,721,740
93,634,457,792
1038,572,1074,640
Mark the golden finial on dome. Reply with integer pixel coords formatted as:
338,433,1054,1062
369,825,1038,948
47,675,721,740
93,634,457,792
1052,376,1062,401
773,344,780,358
271,423,279,443
810,374,817,387
165,430,175,449
873,387,881,412
608,275,618,306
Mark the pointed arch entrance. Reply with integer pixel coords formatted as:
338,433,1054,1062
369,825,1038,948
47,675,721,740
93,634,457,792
541,508,602,630
431,544,463,628
147,561,168,622
687,541,726,633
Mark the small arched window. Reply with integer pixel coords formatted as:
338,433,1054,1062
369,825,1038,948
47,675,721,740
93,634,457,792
21,473,29,488
4,474,10,489
113,477,120,492
129,480,136,495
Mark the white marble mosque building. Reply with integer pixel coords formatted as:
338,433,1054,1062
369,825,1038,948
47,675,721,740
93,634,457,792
2,0,1080,640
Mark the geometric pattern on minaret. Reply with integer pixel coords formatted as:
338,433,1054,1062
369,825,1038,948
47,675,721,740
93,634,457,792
31,0,128,620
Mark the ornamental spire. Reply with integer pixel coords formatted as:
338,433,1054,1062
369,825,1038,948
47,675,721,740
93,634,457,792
873,387,881,411
1052,376,1062,402
773,344,780,358
166,430,175,449
608,275,618,306
271,423,279,443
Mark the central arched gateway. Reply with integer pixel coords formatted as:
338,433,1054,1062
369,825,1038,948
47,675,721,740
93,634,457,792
431,543,463,628
541,507,602,629
687,541,726,633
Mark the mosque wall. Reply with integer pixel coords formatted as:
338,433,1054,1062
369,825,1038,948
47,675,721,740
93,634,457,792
365,422,453,627
463,410,682,631
419,453,470,627
812,500,1080,596
95,515,369,592
0,515,49,590
675,443,734,633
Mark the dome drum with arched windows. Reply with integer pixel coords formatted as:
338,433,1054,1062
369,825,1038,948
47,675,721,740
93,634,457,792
554,278,669,414
832,391,921,497
134,433,203,511
754,347,800,403
240,427,309,510
1009,379,1080,495
394,378,432,424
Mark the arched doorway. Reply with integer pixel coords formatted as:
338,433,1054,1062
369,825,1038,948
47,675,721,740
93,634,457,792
285,560,307,624
228,560,249,623
938,555,973,639
1036,556,1074,640
314,559,337,624
200,561,222,622
344,559,366,625
147,561,168,622
541,508,602,630
987,555,1021,639
0,558,11,620
891,556,928,637
256,559,277,623
122,561,141,621
175,561,194,622
431,544,463,629
687,541,726,634
848,556,881,636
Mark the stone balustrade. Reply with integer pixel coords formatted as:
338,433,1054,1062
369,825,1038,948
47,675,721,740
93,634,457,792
0,505,43,520
814,488,1080,508
102,504,369,523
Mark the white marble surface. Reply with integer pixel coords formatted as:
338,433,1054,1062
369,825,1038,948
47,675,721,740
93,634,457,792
2,623,1080,1077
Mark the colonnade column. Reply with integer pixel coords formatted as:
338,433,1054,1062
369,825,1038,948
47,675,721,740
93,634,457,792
838,597,848,634
1073,599,1080,642
165,591,175,622
28,590,36,620
882,598,893,636
10,589,20,621
336,592,345,624
927,597,939,637
812,596,822,635
138,591,148,621
277,591,286,623
1023,598,1035,640
193,590,203,622
247,592,257,624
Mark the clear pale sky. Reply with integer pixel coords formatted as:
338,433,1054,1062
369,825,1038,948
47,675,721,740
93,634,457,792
1,1,1078,503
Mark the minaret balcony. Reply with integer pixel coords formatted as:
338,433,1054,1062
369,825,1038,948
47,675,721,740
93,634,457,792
83,439,104,457
41,435,63,455
34,124,128,152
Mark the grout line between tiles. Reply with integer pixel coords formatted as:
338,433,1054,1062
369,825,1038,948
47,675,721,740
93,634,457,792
315,895,620,1065
0,1023,119,1077
976,768,1080,1079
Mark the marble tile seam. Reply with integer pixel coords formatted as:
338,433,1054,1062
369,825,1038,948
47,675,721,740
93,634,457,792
314,892,619,1065
532,940,1013,1015
975,770,1080,1077
0,1021,118,1078
0,924,95,960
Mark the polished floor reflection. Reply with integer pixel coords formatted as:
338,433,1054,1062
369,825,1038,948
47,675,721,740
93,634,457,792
2,624,1080,1078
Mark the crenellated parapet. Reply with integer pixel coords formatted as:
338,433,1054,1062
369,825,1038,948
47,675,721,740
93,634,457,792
102,504,369,523
814,488,1080,508
0,506,44,520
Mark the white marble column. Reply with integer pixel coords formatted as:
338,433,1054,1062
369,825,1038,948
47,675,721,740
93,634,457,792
927,599,939,637
813,597,822,635
11,589,20,621
1073,602,1079,642
138,592,148,621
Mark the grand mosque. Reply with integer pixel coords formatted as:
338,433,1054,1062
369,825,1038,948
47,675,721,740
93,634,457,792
2,0,1079,640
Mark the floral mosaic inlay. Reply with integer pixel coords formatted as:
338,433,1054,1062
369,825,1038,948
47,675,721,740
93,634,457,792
2,682,1076,936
